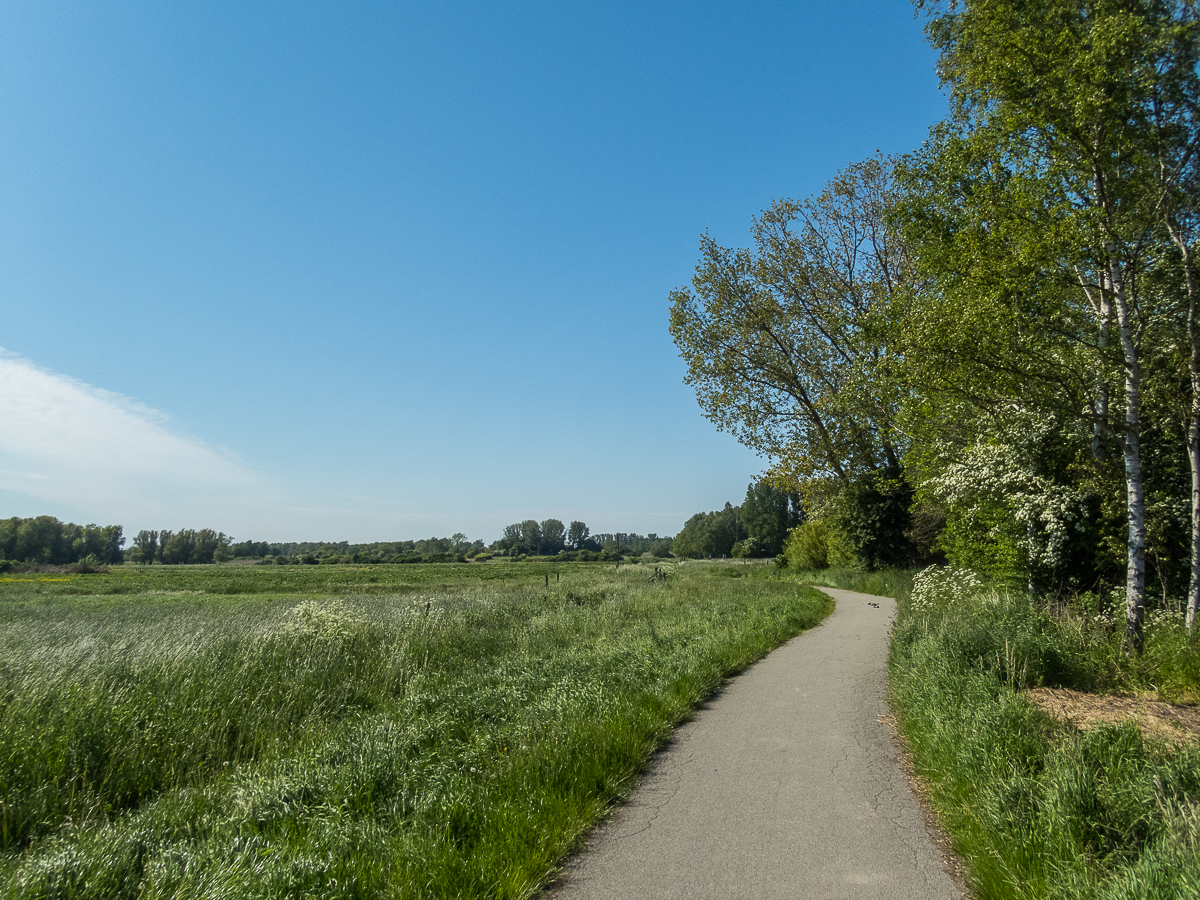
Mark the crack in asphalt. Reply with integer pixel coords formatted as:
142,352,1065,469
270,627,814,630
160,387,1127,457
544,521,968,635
609,748,693,841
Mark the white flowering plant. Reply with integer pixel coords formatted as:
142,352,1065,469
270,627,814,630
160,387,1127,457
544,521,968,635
916,412,1090,583
908,565,986,614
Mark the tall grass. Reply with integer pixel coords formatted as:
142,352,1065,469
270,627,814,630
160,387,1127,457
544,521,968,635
0,562,830,899
782,565,915,600
889,574,1200,900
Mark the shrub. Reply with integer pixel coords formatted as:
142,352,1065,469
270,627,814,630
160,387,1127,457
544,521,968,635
784,522,829,569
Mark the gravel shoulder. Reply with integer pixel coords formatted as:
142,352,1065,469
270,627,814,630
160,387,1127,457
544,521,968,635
544,587,965,900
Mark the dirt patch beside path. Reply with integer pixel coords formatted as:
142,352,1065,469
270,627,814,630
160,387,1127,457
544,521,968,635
1026,687,1200,748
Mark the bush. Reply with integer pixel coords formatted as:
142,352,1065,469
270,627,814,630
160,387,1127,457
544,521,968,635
830,468,913,570
784,522,829,569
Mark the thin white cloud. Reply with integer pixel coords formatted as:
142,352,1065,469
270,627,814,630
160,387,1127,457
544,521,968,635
0,351,267,528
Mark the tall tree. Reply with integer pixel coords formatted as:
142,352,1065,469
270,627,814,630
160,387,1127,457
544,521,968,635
673,503,745,559
130,529,159,564
540,519,567,554
740,479,803,556
907,0,1200,649
567,521,590,551
669,156,910,493
519,520,542,554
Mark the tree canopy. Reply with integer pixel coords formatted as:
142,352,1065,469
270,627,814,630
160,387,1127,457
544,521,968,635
669,0,1200,645
898,0,1200,647
669,156,910,492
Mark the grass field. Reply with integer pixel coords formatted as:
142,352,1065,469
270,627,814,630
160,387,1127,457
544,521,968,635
0,559,831,899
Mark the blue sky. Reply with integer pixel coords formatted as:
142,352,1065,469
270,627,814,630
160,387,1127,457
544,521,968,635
0,1,945,544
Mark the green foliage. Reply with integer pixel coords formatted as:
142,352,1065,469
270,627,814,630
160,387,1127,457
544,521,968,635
668,155,907,489
784,521,829,570
672,503,744,559
648,539,674,558
0,517,125,566
895,0,1200,641
0,562,830,898
828,468,913,571
740,479,803,557
891,571,1200,899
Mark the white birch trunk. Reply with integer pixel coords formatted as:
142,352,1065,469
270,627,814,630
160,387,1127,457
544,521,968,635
1093,295,1112,461
1184,259,1200,631
1190,410,1200,630
1110,261,1147,652
1163,219,1199,630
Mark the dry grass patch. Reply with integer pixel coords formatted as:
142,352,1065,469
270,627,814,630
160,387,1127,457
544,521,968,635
1026,686,1200,748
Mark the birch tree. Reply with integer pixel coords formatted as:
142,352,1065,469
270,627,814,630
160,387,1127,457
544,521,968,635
908,0,1200,650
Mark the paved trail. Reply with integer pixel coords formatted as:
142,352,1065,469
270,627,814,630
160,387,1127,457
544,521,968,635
546,588,963,900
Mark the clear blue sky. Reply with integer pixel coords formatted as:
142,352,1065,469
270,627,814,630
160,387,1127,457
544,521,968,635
0,1,945,544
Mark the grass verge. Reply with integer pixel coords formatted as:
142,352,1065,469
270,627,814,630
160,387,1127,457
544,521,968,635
781,565,914,600
888,572,1200,900
0,560,830,899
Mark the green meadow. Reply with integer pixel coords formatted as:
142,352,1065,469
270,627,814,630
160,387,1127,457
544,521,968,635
0,560,830,899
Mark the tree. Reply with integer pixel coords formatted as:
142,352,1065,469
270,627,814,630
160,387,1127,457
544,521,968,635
159,530,195,564
669,156,911,494
649,538,675,558
673,503,745,559
567,520,590,551
519,520,542,555
740,479,803,556
540,519,566,555
499,523,522,554
130,530,159,564
906,0,1200,649
829,467,915,571
0,516,123,565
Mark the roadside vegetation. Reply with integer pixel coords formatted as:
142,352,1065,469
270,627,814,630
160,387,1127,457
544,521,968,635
782,565,1200,900
0,560,829,899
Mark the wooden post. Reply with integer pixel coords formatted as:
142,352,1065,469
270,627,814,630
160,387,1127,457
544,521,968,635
545,574,549,588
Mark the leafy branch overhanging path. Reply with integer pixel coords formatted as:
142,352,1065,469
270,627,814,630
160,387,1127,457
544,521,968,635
545,588,963,900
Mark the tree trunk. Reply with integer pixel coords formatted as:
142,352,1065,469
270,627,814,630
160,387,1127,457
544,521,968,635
1093,294,1112,461
1111,262,1147,653
1163,217,1200,630
1177,246,1200,631
1189,412,1200,630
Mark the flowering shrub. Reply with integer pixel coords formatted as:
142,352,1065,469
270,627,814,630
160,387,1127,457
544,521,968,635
909,564,985,614
919,414,1090,581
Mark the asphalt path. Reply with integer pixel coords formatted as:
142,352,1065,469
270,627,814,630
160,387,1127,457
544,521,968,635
545,587,963,900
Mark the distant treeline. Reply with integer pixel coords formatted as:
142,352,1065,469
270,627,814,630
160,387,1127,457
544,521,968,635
0,516,125,566
128,530,233,565
0,515,682,569
491,520,673,559
236,535,488,565
673,480,802,559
